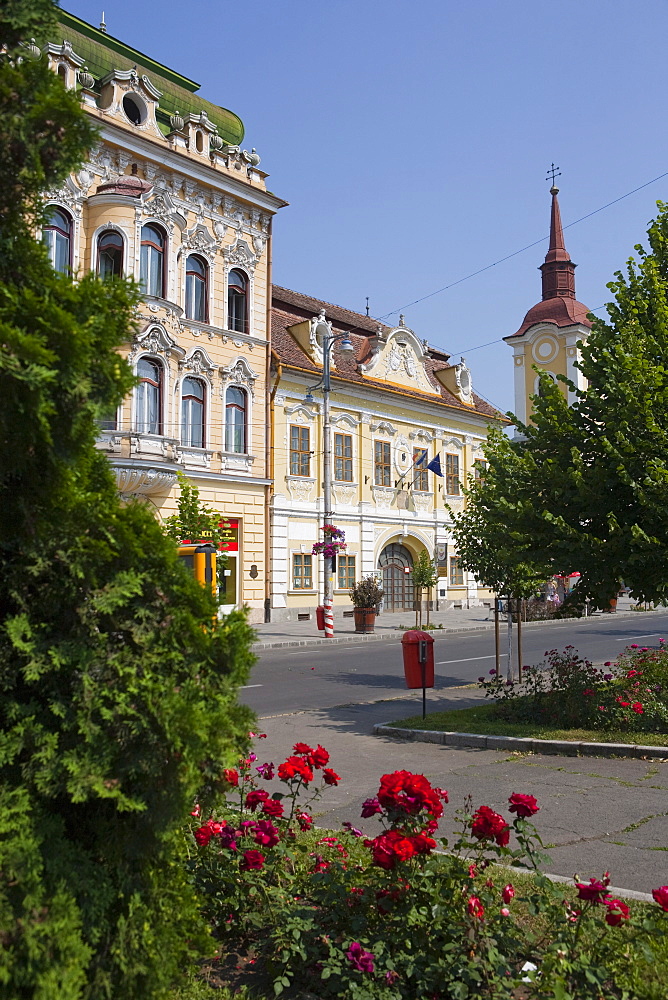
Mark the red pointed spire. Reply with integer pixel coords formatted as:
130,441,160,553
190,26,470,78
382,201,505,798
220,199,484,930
540,186,576,299
510,184,591,337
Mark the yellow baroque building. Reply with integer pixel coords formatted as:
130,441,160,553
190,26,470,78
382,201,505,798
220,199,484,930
270,287,507,620
40,12,286,623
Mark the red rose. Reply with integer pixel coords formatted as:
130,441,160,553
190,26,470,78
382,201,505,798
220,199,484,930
361,797,382,818
261,798,284,818
508,793,539,818
297,811,313,830
652,885,668,911
222,768,239,787
632,702,644,714
323,768,340,786
502,883,515,904
293,741,314,756
575,878,609,903
240,849,265,871
253,820,279,848
467,895,485,919
245,788,270,811
194,824,214,846
311,744,330,768
471,805,510,847
377,771,443,818
278,755,314,783
603,898,630,926
409,833,436,855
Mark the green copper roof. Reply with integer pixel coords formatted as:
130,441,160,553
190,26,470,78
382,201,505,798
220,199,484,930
52,11,244,145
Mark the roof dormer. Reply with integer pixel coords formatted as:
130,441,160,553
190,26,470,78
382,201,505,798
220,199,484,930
98,67,163,139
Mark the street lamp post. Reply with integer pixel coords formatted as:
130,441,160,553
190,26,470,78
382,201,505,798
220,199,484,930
306,328,354,637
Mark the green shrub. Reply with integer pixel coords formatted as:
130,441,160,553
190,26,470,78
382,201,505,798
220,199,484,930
0,4,255,996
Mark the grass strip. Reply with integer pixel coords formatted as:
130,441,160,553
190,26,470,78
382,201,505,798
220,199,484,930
389,702,668,745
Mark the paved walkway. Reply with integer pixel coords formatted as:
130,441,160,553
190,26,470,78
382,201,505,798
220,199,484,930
256,692,668,896
251,595,646,649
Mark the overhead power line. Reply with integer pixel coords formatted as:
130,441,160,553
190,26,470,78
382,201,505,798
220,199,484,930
378,169,668,321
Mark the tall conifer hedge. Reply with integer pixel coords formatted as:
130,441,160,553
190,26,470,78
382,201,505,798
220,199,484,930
0,3,255,996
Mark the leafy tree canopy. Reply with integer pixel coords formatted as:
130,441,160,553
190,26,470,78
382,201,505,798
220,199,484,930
451,202,668,609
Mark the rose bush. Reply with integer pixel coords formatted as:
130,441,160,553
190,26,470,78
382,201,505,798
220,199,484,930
478,644,668,734
186,736,668,999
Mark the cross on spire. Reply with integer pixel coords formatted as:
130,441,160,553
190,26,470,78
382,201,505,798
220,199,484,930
546,162,561,191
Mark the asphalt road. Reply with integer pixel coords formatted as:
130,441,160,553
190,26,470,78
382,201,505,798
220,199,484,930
241,611,668,717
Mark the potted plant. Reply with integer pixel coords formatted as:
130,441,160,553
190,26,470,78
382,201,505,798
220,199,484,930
350,576,384,633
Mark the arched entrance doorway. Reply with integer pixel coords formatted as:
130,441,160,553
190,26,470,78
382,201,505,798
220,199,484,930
379,543,414,612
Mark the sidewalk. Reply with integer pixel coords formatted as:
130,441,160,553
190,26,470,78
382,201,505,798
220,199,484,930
251,595,648,650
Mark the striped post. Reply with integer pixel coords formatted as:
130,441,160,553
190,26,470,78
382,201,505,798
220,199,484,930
323,596,334,638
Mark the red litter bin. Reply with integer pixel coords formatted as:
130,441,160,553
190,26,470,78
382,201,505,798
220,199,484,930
401,630,435,689
315,605,325,631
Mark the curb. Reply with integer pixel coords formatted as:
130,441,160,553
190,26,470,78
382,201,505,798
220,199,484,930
251,607,663,651
373,723,668,760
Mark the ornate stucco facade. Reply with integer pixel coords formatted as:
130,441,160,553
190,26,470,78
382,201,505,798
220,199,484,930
270,287,507,620
40,12,286,623
504,187,592,426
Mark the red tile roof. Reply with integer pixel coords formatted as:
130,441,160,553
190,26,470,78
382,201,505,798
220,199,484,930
272,286,505,421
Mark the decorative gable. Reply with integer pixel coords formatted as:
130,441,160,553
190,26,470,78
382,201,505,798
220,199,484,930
360,325,440,395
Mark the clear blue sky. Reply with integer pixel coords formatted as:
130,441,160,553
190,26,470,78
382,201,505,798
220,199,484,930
64,0,668,415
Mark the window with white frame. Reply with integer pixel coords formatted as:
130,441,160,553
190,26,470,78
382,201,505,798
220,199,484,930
445,453,460,495
181,377,205,448
292,553,313,589
43,207,72,274
334,433,353,482
227,269,248,333
449,556,464,586
337,554,356,590
290,425,310,476
225,386,247,453
185,254,208,322
140,224,166,297
135,357,163,434
97,230,123,279
374,440,391,486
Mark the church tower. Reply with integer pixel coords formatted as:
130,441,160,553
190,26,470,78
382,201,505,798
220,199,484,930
504,184,592,426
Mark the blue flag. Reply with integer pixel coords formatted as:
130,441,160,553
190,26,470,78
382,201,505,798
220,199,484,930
427,454,443,476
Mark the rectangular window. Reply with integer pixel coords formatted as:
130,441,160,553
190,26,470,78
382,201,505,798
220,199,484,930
334,433,353,482
413,449,429,491
289,425,310,476
337,554,356,590
449,557,464,586
445,453,460,495
474,460,488,483
292,553,313,590
374,440,391,486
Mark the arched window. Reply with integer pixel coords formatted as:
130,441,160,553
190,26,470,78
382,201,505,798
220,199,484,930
43,207,71,274
135,358,163,434
181,377,205,448
225,386,247,453
140,224,165,297
185,254,208,322
227,269,248,333
97,230,123,279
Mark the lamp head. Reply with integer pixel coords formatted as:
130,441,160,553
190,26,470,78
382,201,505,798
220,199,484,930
305,388,314,403
339,333,354,353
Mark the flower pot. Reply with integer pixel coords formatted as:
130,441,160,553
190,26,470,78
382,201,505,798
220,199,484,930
353,608,376,633
608,597,618,612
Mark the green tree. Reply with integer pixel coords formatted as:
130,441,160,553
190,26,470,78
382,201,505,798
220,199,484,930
451,202,668,610
411,549,438,626
0,4,255,997
163,472,231,591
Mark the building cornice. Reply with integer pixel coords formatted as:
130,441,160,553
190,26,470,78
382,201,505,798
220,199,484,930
96,122,288,213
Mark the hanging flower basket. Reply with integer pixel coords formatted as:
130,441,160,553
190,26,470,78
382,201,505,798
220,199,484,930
312,523,347,558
